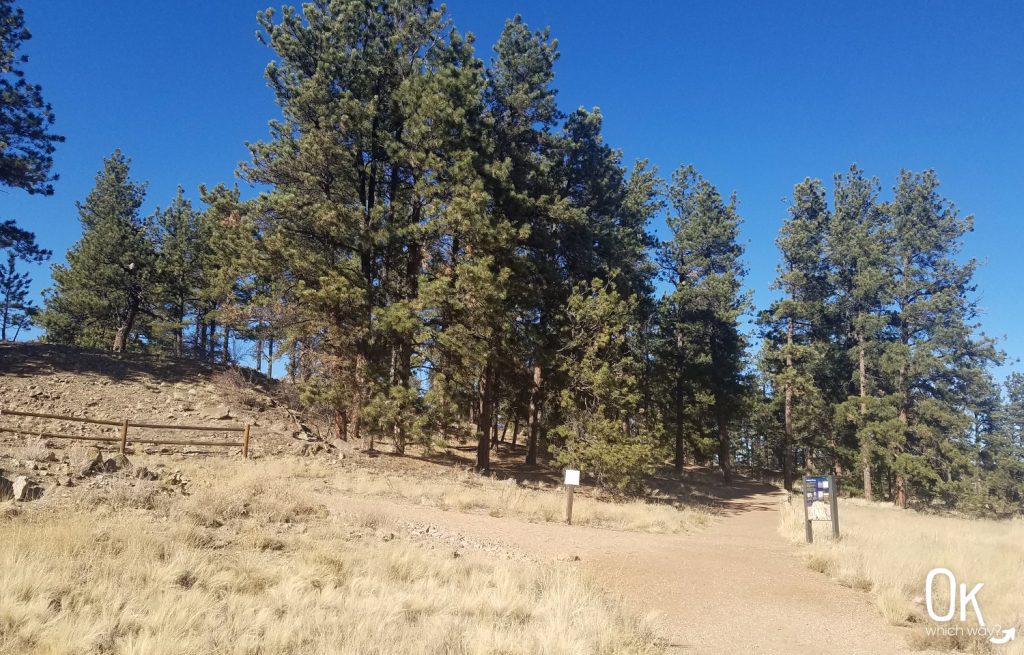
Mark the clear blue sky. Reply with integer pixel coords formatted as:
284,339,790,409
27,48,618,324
5,1,1023,375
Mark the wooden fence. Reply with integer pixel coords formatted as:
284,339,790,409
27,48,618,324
0,408,252,458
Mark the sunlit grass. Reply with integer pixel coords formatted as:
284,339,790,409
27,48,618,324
780,495,1024,653
0,456,663,655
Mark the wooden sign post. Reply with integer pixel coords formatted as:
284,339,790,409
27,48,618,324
564,469,580,525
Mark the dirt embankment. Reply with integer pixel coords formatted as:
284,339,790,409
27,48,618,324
0,343,328,492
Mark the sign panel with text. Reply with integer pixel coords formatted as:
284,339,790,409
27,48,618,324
802,475,839,542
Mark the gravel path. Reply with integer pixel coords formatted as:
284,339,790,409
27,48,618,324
334,482,932,654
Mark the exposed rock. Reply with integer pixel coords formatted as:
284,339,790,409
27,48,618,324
76,447,104,477
13,476,43,501
0,474,12,499
202,404,234,420
105,453,132,472
270,422,298,438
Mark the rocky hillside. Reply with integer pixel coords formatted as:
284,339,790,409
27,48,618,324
0,342,324,461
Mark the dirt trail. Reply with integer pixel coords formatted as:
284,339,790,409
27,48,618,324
334,481,928,654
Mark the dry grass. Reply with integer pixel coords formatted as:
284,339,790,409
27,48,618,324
326,464,713,534
0,457,663,655
211,367,271,411
9,437,52,463
780,495,1024,653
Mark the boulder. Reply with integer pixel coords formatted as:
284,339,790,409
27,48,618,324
270,422,297,438
76,447,104,477
0,474,12,499
202,404,234,421
12,476,43,502
104,453,132,472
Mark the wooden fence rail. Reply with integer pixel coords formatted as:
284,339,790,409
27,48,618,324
0,408,252,458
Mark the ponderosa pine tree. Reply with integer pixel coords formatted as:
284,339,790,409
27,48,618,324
484,14,565,466
0,0,62,196
0,250,33,340
983,373,1024,512
884,170,1002,508
149,187,205,357
196,183,255,364
760,179,833,490
661,165,749,482
0,0,59,308
245,1,504,465
42,151,154,351
828,165,891,500
551,277,660,491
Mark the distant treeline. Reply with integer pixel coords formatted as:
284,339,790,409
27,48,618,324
6,1,1021,512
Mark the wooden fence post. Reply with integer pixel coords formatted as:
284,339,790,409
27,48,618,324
119,418,129,454
242,424,251,459
565,485,575,525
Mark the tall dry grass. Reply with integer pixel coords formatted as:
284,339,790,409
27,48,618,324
780,495,1024,653
0,457,663,655
327,465,712,534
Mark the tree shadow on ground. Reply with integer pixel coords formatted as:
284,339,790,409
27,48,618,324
357,436,779,514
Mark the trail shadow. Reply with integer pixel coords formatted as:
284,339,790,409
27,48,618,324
1,342,223,385
647,465,782,515
358,440,776,515
363,441,563,487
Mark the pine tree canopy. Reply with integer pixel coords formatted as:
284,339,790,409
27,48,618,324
21,0,1024,510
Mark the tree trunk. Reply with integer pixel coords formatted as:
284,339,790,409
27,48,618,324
112,301,139,352
267,336,274,378
255,338,263,373
510,411,520,447
490,405,499,451
222,326,230,363
499,413,509,443
207,319,217,360
171,299,184,357
353,353,367,450
717,408,733,483
335,409,347,441
196,315,207,357
173,303,184,357
859,333,872,501
526,362,542,465
895,281,910,510
783,317,794,491
489,378,500,450
674,330,686,473
288,341,298,382
393,233,420,456
475,360,493,473
895,470,907,508
896,402,909,509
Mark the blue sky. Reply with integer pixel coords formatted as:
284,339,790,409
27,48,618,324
4,1,1023,375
